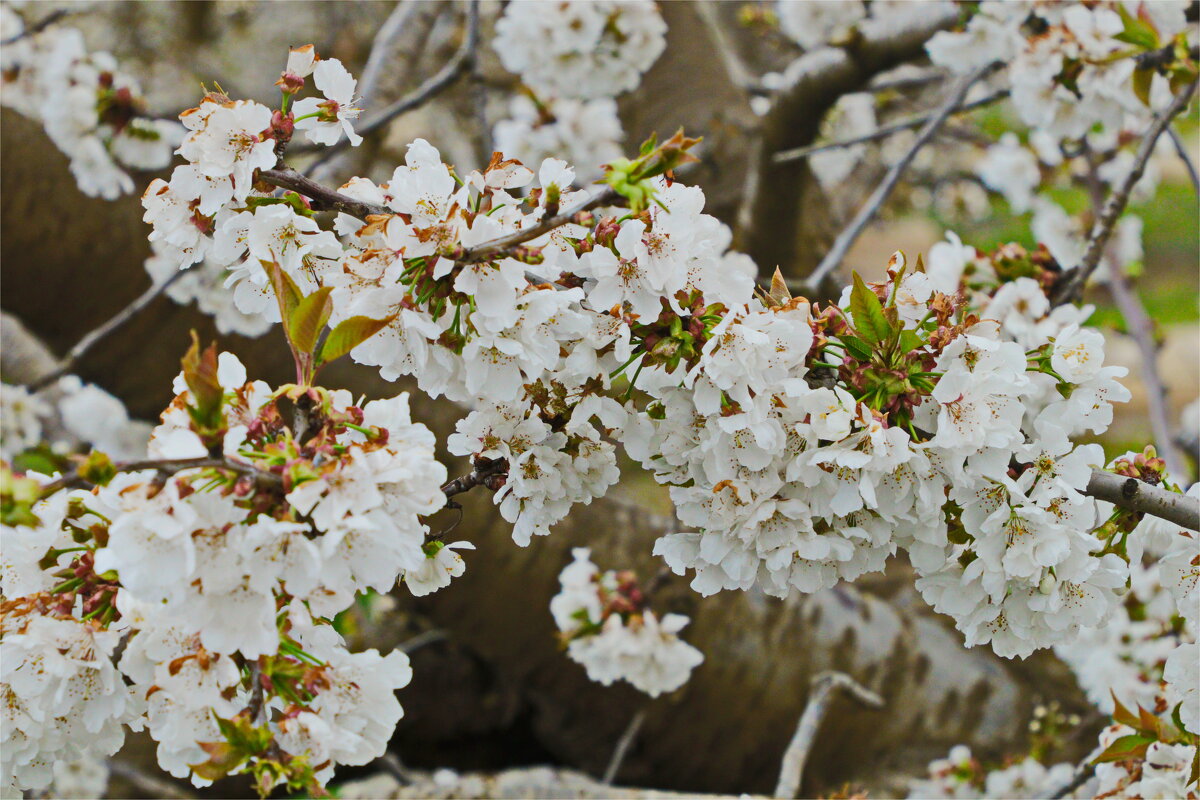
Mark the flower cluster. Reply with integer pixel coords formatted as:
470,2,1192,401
490,0,665,179
906,745,1078,799
1,376,150,464
550,548,703,697
0,3,179,198
925,1,1195,275
2,341,451,795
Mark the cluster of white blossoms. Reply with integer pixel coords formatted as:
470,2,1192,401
1,338,454,794
550,548,703,697
3,20,1197,797
1055,479,1199,720
139,43,1162,664
0,3,179,199
927,1,1193,276
490,0,665,179
912,471,1198,800
0,376,150,463
907,745,1078,799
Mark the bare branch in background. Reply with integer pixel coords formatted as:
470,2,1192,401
774,672,884,799
466,0,492,164
294,0,480,167
603,708,648,785
1106,257,1189,479
358,1,425,104
1046,762,1095,799
108,759,197,800
773,88,1009,164
1166,125,1199,194
802,62,1000,295
735,5,960,280
29,269,190,392
693,3,760,93
1051,80,1198,306
1085,470,1199,530
1,8,70,45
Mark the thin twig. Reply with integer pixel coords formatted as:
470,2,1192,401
30,269,190,392
802,61,999,295
773,89,1009,164
40,456,283,496
466,0,492,164
774,672,884,799
400,629,448,653
1167,125,1199,195
259,167,391,218
1051,79,1198,306
291,0,479,160
380,752,418,785
603,709,647,786
1085,471,1199,531
1,9,69,45
108,759,197,800
1106,253,1189,479
357,1,424,105
455,186,621,264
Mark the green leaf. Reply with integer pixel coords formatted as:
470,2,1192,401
849,272,892,345
190,741,246,781
289,287,333,357
1092,733,1154,764
1111,690,1140,729
1114,4,1159,49
261,259,302,342
181,331,224,431
898,330,924,353
838,335,873,362
319,315,393,365
1132,67,1155,107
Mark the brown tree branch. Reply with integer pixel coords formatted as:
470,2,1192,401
259,167,391,218
40,455,283,496
802,61,999,294
1051,80,1198,306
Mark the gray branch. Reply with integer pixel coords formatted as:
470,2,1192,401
1166,125,1199,195
774,671,884,799
1085,470,1199,531
29,269,190,392
802,61,999,294
773,88,1009,164
1105,251,1188,479
1051,80,1198,306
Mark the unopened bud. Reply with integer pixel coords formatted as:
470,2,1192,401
1038,571,1057,595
